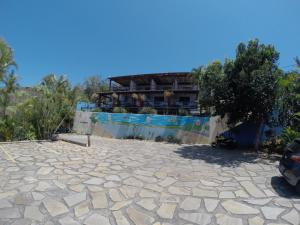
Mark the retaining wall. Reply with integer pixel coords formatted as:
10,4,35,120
73,111,222,144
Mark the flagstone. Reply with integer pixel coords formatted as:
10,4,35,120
179,213,212,225
43,198,69,217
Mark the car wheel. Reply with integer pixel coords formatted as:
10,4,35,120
296,181,300,194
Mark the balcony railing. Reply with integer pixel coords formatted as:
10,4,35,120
110,85,198,92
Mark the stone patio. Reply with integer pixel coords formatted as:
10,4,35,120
0,137,299,225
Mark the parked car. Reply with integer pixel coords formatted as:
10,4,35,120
279,138,300,193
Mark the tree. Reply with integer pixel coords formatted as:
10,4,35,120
82,75,108,101
192,61,224,114
295,57,300,68
276,71,300,127
193,39,280,127
0,38,18,141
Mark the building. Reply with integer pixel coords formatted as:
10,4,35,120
97,72,199,115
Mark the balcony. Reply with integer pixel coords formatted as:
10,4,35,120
110,85,198,92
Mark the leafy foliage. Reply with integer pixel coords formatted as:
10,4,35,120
280,127,300,145
113,107,128,113
82,75,108,101
193,39,280,127
138,107,157,114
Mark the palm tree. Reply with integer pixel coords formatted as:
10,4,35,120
0,38,17,81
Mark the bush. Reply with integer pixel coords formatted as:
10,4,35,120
280,127,300,145
113,107,128,113
178,108,189,116
155,136,164,142
166,135,181,144
138,107,157,114
91,107,102,112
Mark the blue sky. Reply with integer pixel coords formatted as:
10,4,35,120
1,0,299,86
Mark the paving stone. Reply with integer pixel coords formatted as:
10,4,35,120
180,197,201,210
83,178,105,185
248,216,264,225
24,206,44,222
127,207,155,225
204,198,219,212
0,208,21,218
235,190,249,198
90,191,108,209
104,181,121,188
11,219,32,225
281,209,300,225
59,216,81,225
14,193,33,205
144,183,164,192
37,167,54,175
69,184,85,192
215,213,243,225
110,200,132,210
105,175,121,181
221,200,259,214
32,192,45,201
35,181,51,191
0,190,18,199
64,192,86,207
274,198,293,208
120,186,138,198
139,189,158,198
245,198,273,205
240,181,266,198
113,210,131,225
219,191,235,199
137,198,157,210
74,201,89,217
158,177,177,187
43,198,69,217
179,213,212,225
168,186,190,195
157,203,177,219
53,180,66,189
84,214,111,225
0,199,13,208
261,206,286,220
123,177,144,187
109,189,124,201
87,185,104,192
192,188,218,197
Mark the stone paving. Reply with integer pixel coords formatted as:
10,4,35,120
0,137,300,225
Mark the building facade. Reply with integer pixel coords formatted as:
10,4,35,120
97,72,199,115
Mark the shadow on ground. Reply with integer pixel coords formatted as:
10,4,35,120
271,176,300,198
174,145,261,167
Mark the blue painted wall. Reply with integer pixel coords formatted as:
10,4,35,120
91,112,210,143
76,102,96,111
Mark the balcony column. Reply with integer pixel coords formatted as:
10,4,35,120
130,80,136,91
173,79,178,90
109,79,112,91
150,79,156,90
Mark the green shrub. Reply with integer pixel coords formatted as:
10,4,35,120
155,136,164,142
90,113,98,124
166,135,181,144
91,107,102,112
113,107,128,113
280,127,300,145
138,107,157,114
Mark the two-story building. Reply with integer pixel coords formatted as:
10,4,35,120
97,72,199,115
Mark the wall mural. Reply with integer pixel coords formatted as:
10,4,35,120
91,112,210,144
